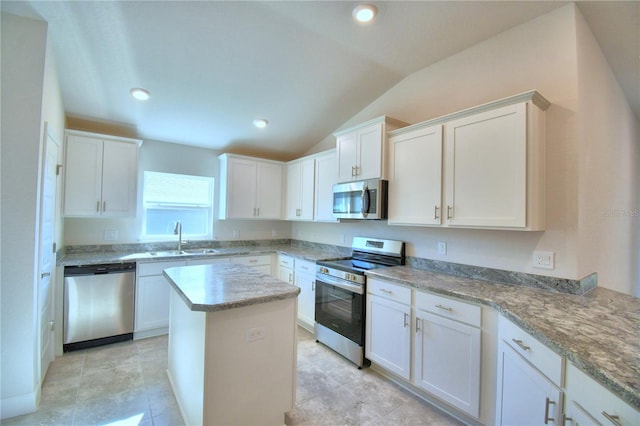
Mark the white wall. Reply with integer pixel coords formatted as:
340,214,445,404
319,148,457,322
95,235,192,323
63,139,291,245
574,8,640,296
1,12,65,419
299,5,584,279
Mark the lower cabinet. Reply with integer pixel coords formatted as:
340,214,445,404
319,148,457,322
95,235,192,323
135,260,186,339
564,362,640,426
414,293,481,417
294,259,316,332
230,254,273,275
365,279,413,381
495,315,563,425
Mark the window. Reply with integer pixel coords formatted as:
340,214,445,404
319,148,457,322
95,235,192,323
142,171,214,240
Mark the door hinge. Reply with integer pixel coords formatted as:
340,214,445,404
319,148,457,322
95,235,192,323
56,164,63,175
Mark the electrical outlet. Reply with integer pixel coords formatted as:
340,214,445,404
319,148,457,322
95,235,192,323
437,241,447,255
533,251,555,269
232,229,239,239
103,229,118,241
246,326,266,342
271,229,277,237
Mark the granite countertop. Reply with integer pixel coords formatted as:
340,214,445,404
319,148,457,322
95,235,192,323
57,244,345,266
366,266,640,411
163,263,300,312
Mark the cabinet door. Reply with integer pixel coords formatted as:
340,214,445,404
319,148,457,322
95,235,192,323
227,158,258,218
336,131,357,182
64,135,103,216
388,125,442,225
286,162,302,220
314,151,338,222
365,294,411,380
356,122,383,180
295,270,315,331
496,340,562,425
444,103,527,228
135,275,172,333
101,140,138,217
255,161,282,219
564,400,600,426
298,158,315,220
278,266,294,284
414,310,480,417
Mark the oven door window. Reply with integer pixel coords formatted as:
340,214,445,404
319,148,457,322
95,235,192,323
315,280,364,345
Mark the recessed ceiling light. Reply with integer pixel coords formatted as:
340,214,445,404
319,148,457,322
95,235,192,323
352,4,377,23
130,88,150,101
253,118,269,129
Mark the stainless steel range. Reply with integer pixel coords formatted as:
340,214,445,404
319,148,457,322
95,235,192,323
315,237,405,367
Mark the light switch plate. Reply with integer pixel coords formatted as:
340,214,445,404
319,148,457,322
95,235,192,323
103,229,118,241
437,241,447,255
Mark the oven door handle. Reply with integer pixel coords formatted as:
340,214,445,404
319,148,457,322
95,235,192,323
316,275,364,295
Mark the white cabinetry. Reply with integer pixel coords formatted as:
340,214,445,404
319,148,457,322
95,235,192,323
277,254,294,284
313,149,339,222
496,315,563,425
388,125,443,225
64,130,141,217
414,292,481,417
286,157,315,221
218,154,283,220
335,116,407,182
564,362,640,426
365,279,412,380
387,91,548,230
294,259,315,332
230,254,273,275
135,260,186,339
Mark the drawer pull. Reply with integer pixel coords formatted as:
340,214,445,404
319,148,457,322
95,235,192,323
434,205,439,219
602,411,622,426
249,259,258,263
435,304,452,312
544,397,556,424
563,414,572,426
403,313,409,328
415,318,421,332
380,289,393,294
512,338,531,351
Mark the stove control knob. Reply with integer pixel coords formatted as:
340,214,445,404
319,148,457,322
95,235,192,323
319,267,329,274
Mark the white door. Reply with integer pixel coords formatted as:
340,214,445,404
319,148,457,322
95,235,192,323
314,151,338,222
100,140,138,217
255,161,282,219
38,123,59,383
298,158,315,220
336,131,357,182
356,122,383,180
63,134,102,216
228,158,257,218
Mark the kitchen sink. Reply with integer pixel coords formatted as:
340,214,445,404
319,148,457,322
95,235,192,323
147,248,220,256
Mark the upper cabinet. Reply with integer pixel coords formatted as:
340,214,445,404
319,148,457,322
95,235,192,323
218,153,284,220
388,91,549,231
334,116,408,183
313,149,339,223
286,157,315,221
63,130,141,218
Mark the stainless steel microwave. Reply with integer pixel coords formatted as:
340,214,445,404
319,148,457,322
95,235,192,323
332,179,388,220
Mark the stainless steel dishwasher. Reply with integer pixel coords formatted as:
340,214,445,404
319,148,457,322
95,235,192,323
63,262,135,352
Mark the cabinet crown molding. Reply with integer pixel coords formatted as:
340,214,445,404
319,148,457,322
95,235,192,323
333,115,409,137
388,90,550,137
65,129,143,146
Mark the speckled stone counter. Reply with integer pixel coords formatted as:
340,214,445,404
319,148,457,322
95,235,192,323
57,243,346,266
366,266,640,411
163,263,300,312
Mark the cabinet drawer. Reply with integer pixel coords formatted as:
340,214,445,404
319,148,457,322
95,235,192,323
367,278,411,305
231,254,272,266
278,254,294,268
138,260,186,276
498,315,563,386
415,292,481,327
295,259,315,275
566,363,640,426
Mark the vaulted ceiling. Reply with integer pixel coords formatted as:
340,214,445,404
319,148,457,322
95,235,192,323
2,1,638,159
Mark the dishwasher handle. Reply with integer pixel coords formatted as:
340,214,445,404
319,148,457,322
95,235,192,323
64,262,136,276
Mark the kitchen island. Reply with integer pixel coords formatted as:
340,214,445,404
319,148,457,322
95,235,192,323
163,263,300,426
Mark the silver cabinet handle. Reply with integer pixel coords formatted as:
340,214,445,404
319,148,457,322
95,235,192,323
403,313,409,328
563,414,572,426
312,282,315,291
435,304,452,312
512,338,531,351
96,201,100,213
380,289,393,294
415,317,421,332
544,397,556,424
256,207,260,216
434,205,439,219
288,273,292,283
103,201,106,212
351,165,356,177
602,411,622,426
41,272,51,279
447,205,453,219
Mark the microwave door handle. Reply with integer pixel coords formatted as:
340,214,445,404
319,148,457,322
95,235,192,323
361,185,370,217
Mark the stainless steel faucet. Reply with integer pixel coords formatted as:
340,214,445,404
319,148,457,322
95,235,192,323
173,221,183,251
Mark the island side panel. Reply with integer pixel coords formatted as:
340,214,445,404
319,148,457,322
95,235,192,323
167,287,206,426
203,297,298,425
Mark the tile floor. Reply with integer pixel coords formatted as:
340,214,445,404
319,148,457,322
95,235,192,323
4,328,462,426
